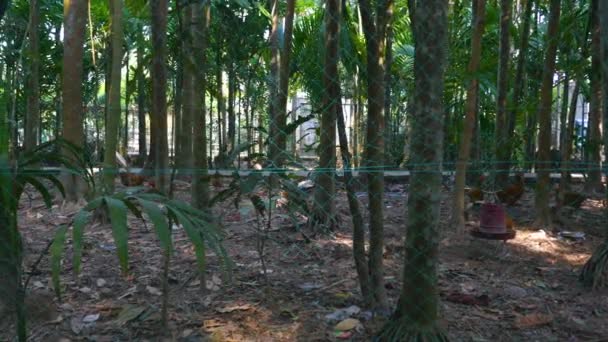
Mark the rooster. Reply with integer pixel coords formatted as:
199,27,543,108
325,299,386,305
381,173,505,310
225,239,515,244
554,185,586,209
496,174,525,206
465,175,486,203
116,152,151,187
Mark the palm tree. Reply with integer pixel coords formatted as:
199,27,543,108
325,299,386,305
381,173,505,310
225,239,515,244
534,0,561,228
311,0,339,232
151,0,169,194
191,0,211,210
24,0,40,152
61,0,88,201
377,0,449,340
103,0,124,193
358,0,393,312
495,0,511,187
452,0,487,233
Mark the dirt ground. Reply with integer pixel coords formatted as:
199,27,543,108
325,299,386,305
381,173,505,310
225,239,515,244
2,178,607,341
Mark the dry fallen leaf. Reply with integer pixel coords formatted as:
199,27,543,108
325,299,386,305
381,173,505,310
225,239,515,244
514,313,553,329
216,304,253,313
146,286,162,296
335,318,361,331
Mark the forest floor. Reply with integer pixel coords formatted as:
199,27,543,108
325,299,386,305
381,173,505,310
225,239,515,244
2,177,608,341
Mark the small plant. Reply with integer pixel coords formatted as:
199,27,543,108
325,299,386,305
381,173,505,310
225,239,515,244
0,139,92,342
51,187,231,328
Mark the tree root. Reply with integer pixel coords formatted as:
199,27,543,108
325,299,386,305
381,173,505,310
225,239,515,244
580,241,608,290
375,319,449,342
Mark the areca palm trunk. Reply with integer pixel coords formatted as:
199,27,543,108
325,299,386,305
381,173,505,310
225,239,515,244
507,0,533,165
312,0,339,232
136,29,147,166
62,0,88,201
151,0,169,194
534,0,560,227
453,0,487,232
495,0,511,187
191,1,211,210
24,0,40,152
103,0,123,193
377,0,449,340
584,0,603,193
358,0,393,312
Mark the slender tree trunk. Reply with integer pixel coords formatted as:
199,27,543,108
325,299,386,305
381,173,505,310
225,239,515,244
453,0,487,232
384,22,393,165
136,29,147,166
227,63,235,153
267,0,280,168
151,0,169,193
378,0,449,339
495,0,512,187
358,0,393,312
312,0,339,232
216,46,226,157
191,0,211,209
558,74,569,156
62,0,88,201
559,80,578,205
25,0,40,152
534,0,560,227
600,0,608,181
123,50,130,155
585,0,603,193
337,87,371,306
179,3,193,173
276,0,296,165
54,25,62,143
507,0,533,162
103,0,123,194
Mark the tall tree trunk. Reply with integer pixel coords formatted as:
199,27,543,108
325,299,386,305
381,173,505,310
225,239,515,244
453,0,487,233
384,22,393,165
534,0,560,228
25,0,40,152
507,0,533,162
62,0,88,201
267,0,280,168
358,0,393,312
191,0,211,209
558,74,569,156
227,63,235,153
337,86,371,306
378,0,449,339
54,24,62,143
495,0,512,187
179,3,193,173
123,50,130,155
585,0,603,193
269,0,296,167
312,0,339,232
216,46,226,158
103,0,123,194
559,80,578,205
151,0,169,194
600,0,608,180
136,28,147,166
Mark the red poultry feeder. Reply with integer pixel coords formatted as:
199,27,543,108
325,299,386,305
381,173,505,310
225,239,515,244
471,202,515,241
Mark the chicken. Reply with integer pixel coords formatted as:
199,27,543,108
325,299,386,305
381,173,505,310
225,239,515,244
496,174,525,206
554,186,586,209
465,175,486,203
119,172,147,187
465,187,484,203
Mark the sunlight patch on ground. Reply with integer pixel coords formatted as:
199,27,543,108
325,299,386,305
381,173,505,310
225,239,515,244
508,229,592,266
